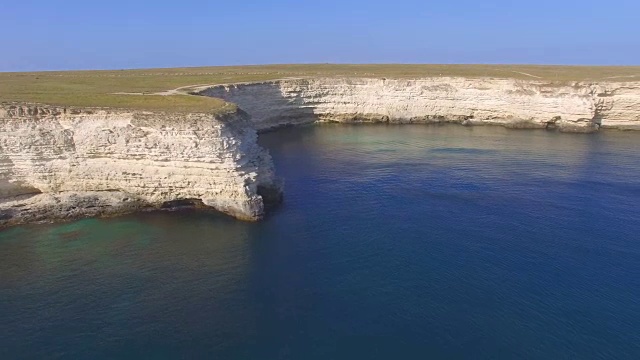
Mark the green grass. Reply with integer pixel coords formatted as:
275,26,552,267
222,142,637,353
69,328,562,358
1,64,639,113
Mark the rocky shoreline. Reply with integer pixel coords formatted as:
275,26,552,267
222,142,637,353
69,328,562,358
198,78,640,132
0,104,282,228
2,77,639,228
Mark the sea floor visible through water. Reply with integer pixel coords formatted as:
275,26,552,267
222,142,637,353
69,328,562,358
1,124,639,359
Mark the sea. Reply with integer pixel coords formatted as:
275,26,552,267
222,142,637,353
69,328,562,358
1,124,639,359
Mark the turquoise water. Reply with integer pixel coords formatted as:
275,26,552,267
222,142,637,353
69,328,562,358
1,124,639,359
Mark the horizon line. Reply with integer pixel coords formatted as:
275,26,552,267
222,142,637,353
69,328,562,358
2,62,640,74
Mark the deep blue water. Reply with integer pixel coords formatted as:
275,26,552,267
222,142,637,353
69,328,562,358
1,124,639,359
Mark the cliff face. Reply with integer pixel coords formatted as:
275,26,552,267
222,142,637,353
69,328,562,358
199,78,640,132
2,76,639,228
0,104,282,228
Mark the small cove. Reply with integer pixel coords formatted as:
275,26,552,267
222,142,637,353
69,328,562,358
1,124,639,359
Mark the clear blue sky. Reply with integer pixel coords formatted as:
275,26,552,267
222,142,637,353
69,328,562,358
1,0,638,71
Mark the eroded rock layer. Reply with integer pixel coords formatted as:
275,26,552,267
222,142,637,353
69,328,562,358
0,104,282,227
2,76,640,228
199,78,640,132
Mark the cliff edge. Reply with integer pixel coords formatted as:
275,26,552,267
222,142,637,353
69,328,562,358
198,78,640,132
0,104,282,228
2,75,640,228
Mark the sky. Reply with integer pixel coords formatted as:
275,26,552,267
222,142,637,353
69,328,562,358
1,0,638,71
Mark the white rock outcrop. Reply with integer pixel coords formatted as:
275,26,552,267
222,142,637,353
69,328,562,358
2,76,639,228
199,78,640,132
0,104,282,228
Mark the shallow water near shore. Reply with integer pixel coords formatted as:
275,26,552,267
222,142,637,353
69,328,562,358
1,124,640,359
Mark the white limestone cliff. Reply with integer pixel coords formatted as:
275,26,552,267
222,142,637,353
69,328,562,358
0,104,282,228
2,76,639,228
198,78,640,132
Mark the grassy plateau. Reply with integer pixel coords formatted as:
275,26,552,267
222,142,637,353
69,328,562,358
1,64,639,114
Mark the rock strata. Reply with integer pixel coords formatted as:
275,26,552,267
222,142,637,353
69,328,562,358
2,76,639,228
199,78,640,132
0,104,282,228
